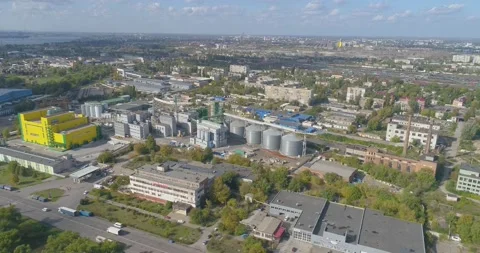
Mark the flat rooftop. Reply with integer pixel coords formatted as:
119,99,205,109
358,209,425,253
460,163,480,174
61,124,96,134
304,160,357,180
136,164,210,188
0,146,64,167
314,202,364,244
270,191,327,233
257,216,282,235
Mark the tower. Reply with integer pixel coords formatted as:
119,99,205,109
403,115,412,157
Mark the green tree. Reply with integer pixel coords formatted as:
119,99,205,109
13,245,31,253
270,167,289,191
242,237,266,253
347,125,357,134
134,143,149,155
364,98,374,110
2,129,10,140
324,173,343,184
10,174,19,185
0,229,20,253
145,136,158,152
390,136,401,143
212,177,231,205
97,151,114,163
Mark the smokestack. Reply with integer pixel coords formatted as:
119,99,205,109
403,115,412,157
425,119,433,154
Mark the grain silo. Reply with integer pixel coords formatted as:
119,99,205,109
280,133,303,157
262,128,282,151
246,125,264,145
229,120,245,139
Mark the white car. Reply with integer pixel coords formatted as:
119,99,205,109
177,220,185,224
451,235,461,242
113,222,123,228
83,190,89,195
42,207,50,212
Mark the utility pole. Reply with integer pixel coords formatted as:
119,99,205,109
403,114,412,157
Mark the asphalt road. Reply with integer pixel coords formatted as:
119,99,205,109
0,191,203,253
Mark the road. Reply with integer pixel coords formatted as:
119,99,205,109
0,191,203,253
447,121,465,159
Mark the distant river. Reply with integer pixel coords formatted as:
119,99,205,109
0,35,82,45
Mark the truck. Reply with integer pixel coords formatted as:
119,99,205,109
107,227,122,235
37,197,47,202
93,184,104,189
58,207,78,217
79,210,93,217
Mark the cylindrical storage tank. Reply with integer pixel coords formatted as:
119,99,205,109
230,121,245,138
280,134,303,157
246,125,264,145
262,128,282,151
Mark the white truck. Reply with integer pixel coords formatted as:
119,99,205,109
107,227,122,235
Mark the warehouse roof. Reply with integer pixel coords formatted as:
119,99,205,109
0,146,63,167
303,160,357,181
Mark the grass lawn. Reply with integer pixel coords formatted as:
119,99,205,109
33,188,65,202
0,166,51,189
207,236,243,253
78,200,201,245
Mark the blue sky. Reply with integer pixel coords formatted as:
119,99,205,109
0,0,479,38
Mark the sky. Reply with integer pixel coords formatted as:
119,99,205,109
0,0,479,38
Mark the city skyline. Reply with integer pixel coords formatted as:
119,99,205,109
0,0,479,38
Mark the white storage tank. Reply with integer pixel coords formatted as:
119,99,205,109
262,128,282,151
280,133,303,157
230,120,245,139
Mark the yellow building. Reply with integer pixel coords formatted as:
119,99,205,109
19,107,100,150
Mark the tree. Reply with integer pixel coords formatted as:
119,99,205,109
242,237,266,253
97,151,114,163
134,143,149,155
270,167,289,191
2,129,10,140
324,173,343,184
159,145,173,157
390,136,401,143
13,245,31,253
347,125,357,134
461,120,479,140
145,136,158,152
222,171,239,191
364,98,374,110
10,174,19,185
367,118,381,131
0,229,20,253
212,177,231,205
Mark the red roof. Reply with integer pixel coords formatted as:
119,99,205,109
274,227,285,239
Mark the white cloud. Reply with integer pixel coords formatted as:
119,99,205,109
372,15,384,21
369,1,388,10
466,15,479,21
333,0,346,4
426,4,464,15
304,0,324,15
329,8,339,16
182,5,242,16
268,5,277,11
387,10,412,22
146,2,160,12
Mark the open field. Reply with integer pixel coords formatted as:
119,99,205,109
33,188,65,202
0,165,51,188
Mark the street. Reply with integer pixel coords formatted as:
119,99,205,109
0,190,203,253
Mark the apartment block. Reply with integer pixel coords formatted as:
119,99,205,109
386,123,437,150
346,87,365,103
229,65,250,75
391,115,441,131
264,86,313,105
452,55,472,63
456,164,480,195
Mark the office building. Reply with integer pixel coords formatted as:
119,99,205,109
391,115,441,131
129,163,210,208
396,97,426,111
229,65,250,75
345,146,438,174
81,102,106,119
114,122,129,137
456,163,480,195
264,86,313,105
19,107,99,150
452,55,472,63
0,146,73,175
386,123,437,151
191,120,228,148
128,122,150,140
346,87,366,103
269,191,426,253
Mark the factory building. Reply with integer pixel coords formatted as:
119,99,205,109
269,191,426,253
80,102,107,119
386,123,438,151
176,111,197,136
128,122,150,140
113,111,151,140
229,64,250,75
191,120,228,148
19,107,99,150
0,146,74,175
391,116,440,131
0,89,32,104
264,86,313,105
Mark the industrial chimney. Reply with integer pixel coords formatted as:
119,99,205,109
403,115,412,157
425,119,433,154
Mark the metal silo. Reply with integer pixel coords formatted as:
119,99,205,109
230,120,245,138
280,133,303,157
246,125,264,145
262,128,282,151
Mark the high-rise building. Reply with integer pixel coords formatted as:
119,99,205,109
452,55,472,63
264,86,313,105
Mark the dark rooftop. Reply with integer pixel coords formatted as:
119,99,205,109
358,209,425,253
314,202,364,244
460,163,480,174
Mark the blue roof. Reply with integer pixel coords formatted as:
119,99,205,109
291,114,313,122
305,127,316,133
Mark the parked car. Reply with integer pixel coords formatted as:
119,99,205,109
83,190,89,195
42,207,50,212
168,240,175,244
202,241,208,245
113,222,123,228
451,235,461,242
177,220,185,224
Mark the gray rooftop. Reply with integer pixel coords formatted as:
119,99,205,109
460,163,480,174
392,115,439,126
0,146,64,167
270,191,327,233
304,160,357,181
111,101,150,112
257,216,282,235
136,163,210,186
315,202,364,244
358,209,425,253
160,161,256,182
